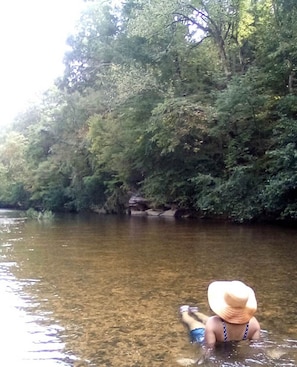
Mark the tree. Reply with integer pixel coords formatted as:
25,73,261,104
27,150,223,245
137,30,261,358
2,0,296,222
62,2,120,92
261,95,297,220
127,0,256,78
0,132,30,207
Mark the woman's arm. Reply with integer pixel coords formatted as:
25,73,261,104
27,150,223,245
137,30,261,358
195,317,217,364
204,317,218,348
250,317,261,340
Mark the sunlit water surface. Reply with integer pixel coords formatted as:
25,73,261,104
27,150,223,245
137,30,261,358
0,209,296,367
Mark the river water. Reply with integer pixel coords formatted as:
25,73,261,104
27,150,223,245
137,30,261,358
0,209,296,367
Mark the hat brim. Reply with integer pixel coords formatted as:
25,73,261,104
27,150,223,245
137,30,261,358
208,281,257,324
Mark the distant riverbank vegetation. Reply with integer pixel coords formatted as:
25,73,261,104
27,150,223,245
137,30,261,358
0,0,296,223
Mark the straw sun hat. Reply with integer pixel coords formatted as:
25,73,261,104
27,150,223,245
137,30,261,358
208,280,257,324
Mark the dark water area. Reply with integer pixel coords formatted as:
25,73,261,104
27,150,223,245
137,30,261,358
0,209,296,366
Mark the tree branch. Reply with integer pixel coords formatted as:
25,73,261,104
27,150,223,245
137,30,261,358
172,12,209,34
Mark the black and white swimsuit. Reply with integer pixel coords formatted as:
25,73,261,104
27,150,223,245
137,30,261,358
221,319,249,341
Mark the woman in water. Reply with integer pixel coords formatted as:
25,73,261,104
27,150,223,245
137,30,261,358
180,280,261,360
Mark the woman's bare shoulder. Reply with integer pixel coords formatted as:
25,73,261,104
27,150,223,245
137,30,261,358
206,315,221,327
250,316,261,330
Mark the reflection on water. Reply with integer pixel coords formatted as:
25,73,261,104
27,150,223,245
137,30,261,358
0,263,70,366
0,209,296,367
0,210,74,366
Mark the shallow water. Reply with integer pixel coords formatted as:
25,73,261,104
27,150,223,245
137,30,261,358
0,209,296,366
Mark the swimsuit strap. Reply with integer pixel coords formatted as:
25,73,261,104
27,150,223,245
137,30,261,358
221,319,249,341
221,319,228,341
242,322,249,340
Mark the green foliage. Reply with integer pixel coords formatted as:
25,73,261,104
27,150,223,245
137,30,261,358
190,173,221,214
190,168,265,222
63,2,119,92
1,0,297,223
148,97,207,155
252,0,297,95
261,112,297,220
0,132,30,208
214,69,274,174
88,89,162,184
26,208,55,220
214,167,264,222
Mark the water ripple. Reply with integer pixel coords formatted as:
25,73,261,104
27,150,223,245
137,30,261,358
0,263,70,366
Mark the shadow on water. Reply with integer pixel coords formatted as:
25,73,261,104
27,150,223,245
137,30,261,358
0,209,296,366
